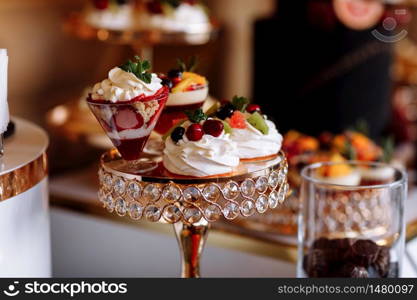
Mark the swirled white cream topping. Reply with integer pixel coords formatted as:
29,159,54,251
163,122,240,177
230,120,283,159
91,67,162,102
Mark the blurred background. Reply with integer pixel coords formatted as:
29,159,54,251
1,0,417,277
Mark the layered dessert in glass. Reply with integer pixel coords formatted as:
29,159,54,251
87,56,168,171
154,58,208,134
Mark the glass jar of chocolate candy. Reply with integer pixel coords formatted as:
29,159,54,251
297,161,407,278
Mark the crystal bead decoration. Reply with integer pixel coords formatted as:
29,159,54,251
162,185,181,202
256,195,268,213
278,166,288,185
143,184,161,202
268,171,280,189
145,205,161,222
241,179,255,197
127,181,141,200
204,205,221,222
115,198,127,216
223,181,239,200
103,174,113,190
163,205,182,223
223,202,239,220
114,178,126,195
202,184,220,201
278,182,289,204
256,176,268,193
104,194,114,212
184,207,202,223
129,202,143,220
268,190,279,209
241,200,256,217
183,187,200,202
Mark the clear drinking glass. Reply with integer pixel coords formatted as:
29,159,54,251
87,87,169,173
297,161,407,278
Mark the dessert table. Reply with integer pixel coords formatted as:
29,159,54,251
0,117,50,277
49,163,417,277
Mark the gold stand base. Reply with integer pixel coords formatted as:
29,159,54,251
174,221,209,278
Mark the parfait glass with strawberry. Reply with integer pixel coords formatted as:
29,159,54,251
154,57,208,135
87,56,169,173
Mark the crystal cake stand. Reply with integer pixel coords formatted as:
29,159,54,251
97,149,289,277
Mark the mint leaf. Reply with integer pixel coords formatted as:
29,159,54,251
120,56,152,84
232,96,249,112
185,109,207,123
176,56,199,72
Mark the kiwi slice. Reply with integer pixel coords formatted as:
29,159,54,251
221,120,232,134
205,101,220,117
162,120,186,141
247,112,269,135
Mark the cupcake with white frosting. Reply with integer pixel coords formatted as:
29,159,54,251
163,109,240,177
213,96,283,162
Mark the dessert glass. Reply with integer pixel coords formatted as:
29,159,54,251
87,87,169,173
297,161,406,278
154,85,208,135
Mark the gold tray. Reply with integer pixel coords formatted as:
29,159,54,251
98,149,289,224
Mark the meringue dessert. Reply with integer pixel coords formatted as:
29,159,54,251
87,56,169,161
213,96,283,162
314,153,361,186
137,0,211,33
163,109,240,177
84,0,135,30
155,57,208,134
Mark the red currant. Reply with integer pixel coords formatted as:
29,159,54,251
246,104,261,113
203,120,224,137
186,124,204,141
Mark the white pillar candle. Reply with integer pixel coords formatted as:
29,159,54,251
0,49,9,134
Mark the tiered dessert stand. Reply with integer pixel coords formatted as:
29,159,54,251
97,149,289,277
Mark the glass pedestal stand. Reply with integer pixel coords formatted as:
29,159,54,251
98,149,289,278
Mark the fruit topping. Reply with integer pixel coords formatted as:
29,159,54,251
231,95,249,112
162,119,186,141
185,109,207,123
247,112,269,134
171,126,186,144
221,120,232,134
171,77,194,93
229,111,247,129
186,123,204,141
116,0,128,4
182,72,206,85
114,107,144,131
93,0,109,10
205,102,221,117
168,69,183,79
216,103,235,120
246,103,261,113
161,78,173,89
203,119,224,137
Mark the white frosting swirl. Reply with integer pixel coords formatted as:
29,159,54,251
91,67,162,102
163,123,240,177
230,120,283,159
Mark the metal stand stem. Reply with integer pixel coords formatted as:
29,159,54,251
173,220,209,278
